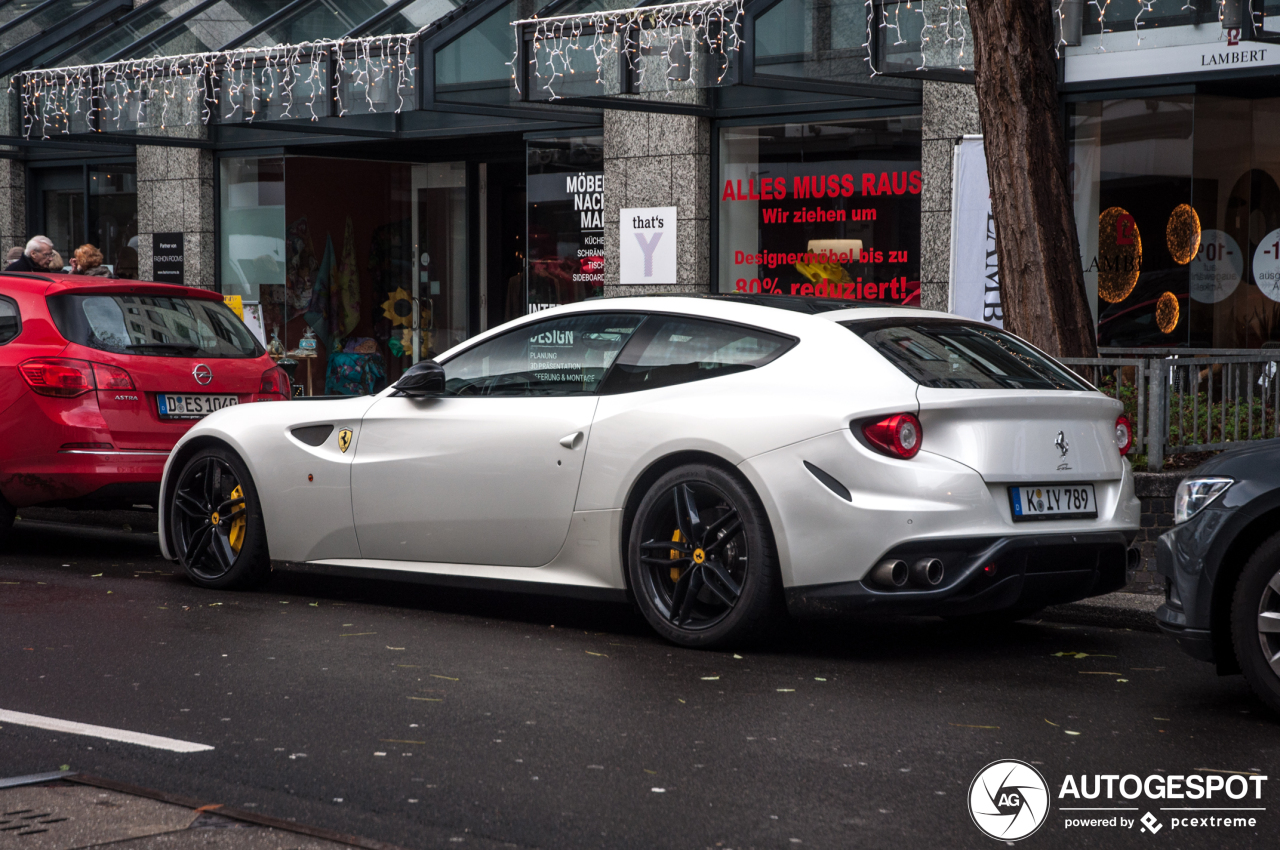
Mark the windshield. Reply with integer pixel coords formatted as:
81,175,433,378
844,319,1091,391
49,293,263,358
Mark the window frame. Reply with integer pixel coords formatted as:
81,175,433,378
0,294,22,345
597,311,798,395
434,310,650,398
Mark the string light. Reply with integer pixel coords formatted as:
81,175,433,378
12,29,425,139
864,0,968,76
510,0,743,100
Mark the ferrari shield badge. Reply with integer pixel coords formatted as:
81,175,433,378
338,428,353,453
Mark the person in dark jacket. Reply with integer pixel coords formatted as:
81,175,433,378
70,244,111,277
5,236,54,272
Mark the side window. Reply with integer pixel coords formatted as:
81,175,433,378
442,313,644,396
600,316,794,393
0,296,20,345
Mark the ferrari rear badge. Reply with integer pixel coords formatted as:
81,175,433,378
338,429,353,453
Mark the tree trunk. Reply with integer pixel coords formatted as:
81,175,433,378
966,0,1097,358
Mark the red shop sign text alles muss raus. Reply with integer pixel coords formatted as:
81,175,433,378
722,171,923,201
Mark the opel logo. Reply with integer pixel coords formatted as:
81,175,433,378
1054,430,1070,458
192,364,213,385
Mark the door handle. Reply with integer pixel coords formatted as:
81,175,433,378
559,431,584,449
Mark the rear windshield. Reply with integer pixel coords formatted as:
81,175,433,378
843,319,1091,391
48,293,262,358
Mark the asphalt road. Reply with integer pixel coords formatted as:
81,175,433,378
2,518,1279,850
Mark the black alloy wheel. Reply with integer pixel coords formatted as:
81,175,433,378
1231,530,1280,714
628,464,781,648
170,447,270,589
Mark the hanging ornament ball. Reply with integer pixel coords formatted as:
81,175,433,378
1098,206,1142,303
1156,291,1180,334
1166,203,1201,265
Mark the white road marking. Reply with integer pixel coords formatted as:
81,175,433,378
0,709,214,753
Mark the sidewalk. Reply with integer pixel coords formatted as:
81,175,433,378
0,774,395,850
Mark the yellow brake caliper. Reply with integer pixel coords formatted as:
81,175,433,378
228,485,246,554
670,529,683,582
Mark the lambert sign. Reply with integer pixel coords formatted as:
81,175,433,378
1065,40,1280,84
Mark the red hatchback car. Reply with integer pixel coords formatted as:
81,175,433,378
0,273,288,539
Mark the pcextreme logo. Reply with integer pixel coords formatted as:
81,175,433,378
969,762,1269,840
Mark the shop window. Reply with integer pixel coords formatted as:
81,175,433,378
219,155,286,312
434,1,516,105
717,117,922,305
526,135,604,312
40,170,82,270
866,0,971,81
754,0,915,88
1074,95,1280,349
1080,0,1213,35
31,164,136,275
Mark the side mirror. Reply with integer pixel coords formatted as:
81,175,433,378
393,359,445,397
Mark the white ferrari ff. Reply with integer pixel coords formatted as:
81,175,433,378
158,295,1140,647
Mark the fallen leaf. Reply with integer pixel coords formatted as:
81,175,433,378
1044,719,1060,727
430,674,458,681
408,697,442,702
341,633,376,637
1079,671,1123,676
585,651,608,657
1153,717,1171,721
950,724,999,729
777,688,795,692
381,739,427,744
1065,731,1081,736
701,676,719,681
386,646,405,650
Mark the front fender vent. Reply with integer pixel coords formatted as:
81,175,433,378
291,425,334,447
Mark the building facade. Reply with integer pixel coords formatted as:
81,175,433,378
8,1,1275,398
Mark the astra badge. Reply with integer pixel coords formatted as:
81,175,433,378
192,363,213,385
968,759,1050,841
1055,430,1070,458
338,429,353,453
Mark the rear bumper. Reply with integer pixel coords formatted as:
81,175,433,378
1,450,168,508
785,531,1135,619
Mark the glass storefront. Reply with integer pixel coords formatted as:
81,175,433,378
1071,96,1280,349
718,117,922,303
526,136,604,312
219,155,473,395
31,164,137,274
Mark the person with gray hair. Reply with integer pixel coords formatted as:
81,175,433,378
6,236,55,272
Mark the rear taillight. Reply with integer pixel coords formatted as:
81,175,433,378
861,412,923,459
20,358,96,397
258,365,290,399
92,362,135,390
20,358,135,397
1115,415,1133,455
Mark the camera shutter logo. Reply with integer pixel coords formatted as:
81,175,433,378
968,759,1050,841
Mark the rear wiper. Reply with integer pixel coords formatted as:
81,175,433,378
125,342,201,354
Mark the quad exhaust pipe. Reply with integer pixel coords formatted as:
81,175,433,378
869,557,945,588
910,557,945,587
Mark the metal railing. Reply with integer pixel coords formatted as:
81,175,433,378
1060,348,1280,471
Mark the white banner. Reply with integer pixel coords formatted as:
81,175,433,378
949,137,1003,327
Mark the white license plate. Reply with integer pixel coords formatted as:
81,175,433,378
157,393,239,419
1009,484,1097,522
